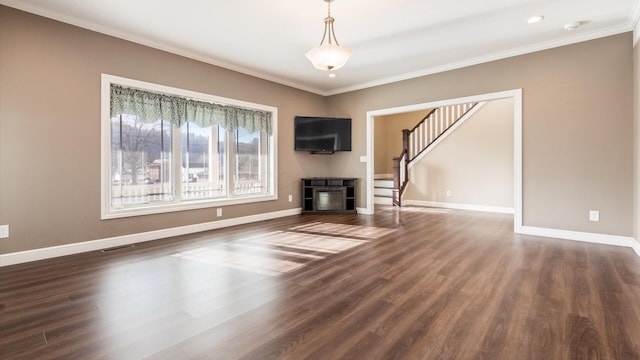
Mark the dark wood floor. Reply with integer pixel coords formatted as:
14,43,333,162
1,206,640,359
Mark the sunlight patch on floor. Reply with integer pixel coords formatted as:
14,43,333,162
289,222,397,239
172,222,396,276
246,231,367,254
172,247,306,276
232,243,325,260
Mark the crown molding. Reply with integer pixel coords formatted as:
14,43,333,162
325,24,632,96
1,0,637,97
0,0,327,95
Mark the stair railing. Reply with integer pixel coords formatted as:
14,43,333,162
392,102,478,206
407,102,478,161
392,150,407,206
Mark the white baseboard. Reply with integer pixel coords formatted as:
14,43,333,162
629,238,640,258
0,208,302,267
400,202,640,259
403,200,514,214
3,207,636,266
520,226,637,250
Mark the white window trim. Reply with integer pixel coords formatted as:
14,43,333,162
100,74,278,219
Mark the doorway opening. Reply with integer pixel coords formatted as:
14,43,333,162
364,89,523,233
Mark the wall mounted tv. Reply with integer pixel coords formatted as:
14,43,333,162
294,116,352,153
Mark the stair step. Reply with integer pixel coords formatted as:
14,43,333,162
374,179,394,188
374,188,394,197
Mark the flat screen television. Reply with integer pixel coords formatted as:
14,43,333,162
294,116,352,153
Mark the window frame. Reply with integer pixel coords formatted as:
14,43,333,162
101,74,278,219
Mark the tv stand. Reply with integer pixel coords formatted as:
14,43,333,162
301,178,356,214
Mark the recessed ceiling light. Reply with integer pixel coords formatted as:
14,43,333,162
527,15,544,24
329,73,337,78
564,21,582,31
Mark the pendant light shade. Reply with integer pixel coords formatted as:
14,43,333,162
306,0,352,71
306,44,352,71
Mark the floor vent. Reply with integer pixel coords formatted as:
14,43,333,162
100,245,135,253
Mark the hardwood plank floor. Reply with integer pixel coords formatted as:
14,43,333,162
1,206,639,359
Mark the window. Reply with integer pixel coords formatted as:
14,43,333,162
101,74,277,219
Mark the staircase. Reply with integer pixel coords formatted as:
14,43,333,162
374,178,394,205
386,101,480,206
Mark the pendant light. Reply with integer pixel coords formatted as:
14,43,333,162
305,0,352,72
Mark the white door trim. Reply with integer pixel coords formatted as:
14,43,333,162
364,89,523,233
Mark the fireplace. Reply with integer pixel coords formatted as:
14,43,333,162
316,188,346,211
301,178,357,214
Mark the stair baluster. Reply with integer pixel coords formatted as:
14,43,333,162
391,102,479,207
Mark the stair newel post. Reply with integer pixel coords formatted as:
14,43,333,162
402,129,410,159
393,159,400,190
392,156,402,207
390,129,411,207
401,128,410,193
402,129,412,161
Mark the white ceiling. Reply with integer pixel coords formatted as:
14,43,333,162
2,0,639,95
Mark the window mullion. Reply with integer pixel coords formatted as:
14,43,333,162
104,75,276,219
260,131,268,193
172,123,182,202
209,125,218,196
227,129,234,197
118,115,124,205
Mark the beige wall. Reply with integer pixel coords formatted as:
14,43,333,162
404,99,513,208
634,37,640,243
373,117,389,175
0,6,329,254
375,110,429,175
0,6,636,255
327,33,634,236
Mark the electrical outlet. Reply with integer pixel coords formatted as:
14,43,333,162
446,190,452,197
288,194,293,202
216,208,222,217
589,210,599,222
0,225,8,239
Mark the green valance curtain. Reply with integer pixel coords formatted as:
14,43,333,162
110,84,272,134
